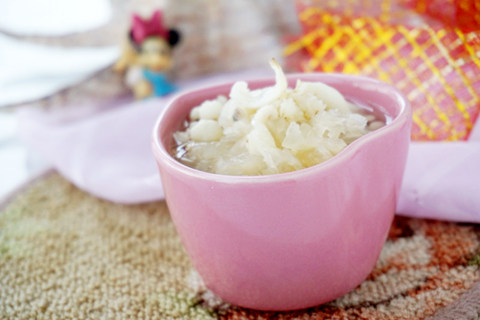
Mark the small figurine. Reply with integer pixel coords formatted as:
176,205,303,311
114,10,181,99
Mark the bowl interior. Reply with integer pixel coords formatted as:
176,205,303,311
154,73,409,179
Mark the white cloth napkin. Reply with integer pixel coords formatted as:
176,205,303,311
0,34,119,107
0,0,112,36
0,113,50,201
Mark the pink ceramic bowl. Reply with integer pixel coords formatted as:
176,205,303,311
152,73,411,311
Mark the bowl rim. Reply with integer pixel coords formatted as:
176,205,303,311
152,72,411,184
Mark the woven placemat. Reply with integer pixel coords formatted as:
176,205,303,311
1,173,479,319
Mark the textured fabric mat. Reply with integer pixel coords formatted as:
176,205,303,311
1,173,479,319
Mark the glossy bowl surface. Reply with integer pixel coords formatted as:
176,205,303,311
152,73,411,310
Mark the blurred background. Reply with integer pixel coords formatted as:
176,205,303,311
1,0,479,199
0,0,300,198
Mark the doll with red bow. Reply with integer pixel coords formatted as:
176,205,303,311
114,10,181,99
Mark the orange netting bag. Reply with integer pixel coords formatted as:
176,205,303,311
284,0,480,141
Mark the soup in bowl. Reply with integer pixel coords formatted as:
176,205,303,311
151,67,411,311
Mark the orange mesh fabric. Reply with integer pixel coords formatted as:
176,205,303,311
285,1,480,141
400,0,480,32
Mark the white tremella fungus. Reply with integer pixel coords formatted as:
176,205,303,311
173,59,385,175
